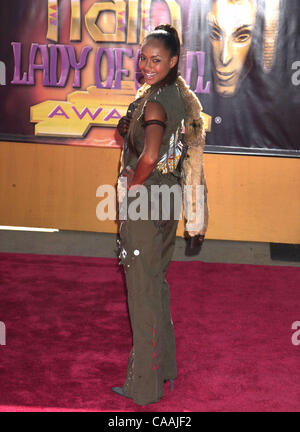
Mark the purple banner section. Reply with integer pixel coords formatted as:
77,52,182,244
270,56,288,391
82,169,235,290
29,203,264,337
0,0,299,156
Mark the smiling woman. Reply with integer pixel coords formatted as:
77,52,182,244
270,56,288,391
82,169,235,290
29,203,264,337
138,38,179,86
112,24,192,407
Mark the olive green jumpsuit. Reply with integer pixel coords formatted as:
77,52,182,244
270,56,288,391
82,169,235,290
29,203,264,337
118,82,185,405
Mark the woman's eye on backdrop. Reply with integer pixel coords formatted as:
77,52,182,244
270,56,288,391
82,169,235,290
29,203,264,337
209,25,222,41
234,31,251,43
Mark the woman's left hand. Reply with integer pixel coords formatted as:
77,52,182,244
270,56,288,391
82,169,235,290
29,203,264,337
117,116,131,137
120,166,135,189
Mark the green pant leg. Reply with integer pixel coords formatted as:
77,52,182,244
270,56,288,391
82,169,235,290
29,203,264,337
157,181,180,381
119,217,166,405
160,217,179,381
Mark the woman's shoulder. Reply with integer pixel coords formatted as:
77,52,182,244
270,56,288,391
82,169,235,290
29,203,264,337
152,81,180,98
149,81,184,111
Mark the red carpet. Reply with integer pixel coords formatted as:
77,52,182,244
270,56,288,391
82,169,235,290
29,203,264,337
0,252,299,412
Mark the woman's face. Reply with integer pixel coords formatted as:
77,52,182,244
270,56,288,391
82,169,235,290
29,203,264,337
207,0,257,96
139,37,178,86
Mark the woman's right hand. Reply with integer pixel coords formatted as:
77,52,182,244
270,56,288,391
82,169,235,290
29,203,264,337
117,116,131,137
185,234,205,256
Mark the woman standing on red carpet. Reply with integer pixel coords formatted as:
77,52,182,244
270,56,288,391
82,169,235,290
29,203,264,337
113,24,208,406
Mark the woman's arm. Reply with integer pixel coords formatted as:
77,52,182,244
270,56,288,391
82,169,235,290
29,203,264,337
126,101,166,189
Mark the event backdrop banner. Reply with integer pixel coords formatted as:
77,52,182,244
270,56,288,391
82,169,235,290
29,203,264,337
0,0,299,156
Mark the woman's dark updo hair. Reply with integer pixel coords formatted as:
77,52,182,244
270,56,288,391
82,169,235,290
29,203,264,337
142,24,181,85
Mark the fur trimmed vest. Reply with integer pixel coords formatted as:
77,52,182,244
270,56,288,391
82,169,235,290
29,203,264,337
176,76,209,236
119,75,209,237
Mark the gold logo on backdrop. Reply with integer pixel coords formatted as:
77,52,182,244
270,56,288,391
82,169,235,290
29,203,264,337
30,81,137,137
30,80,211,138
47,0,182,44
